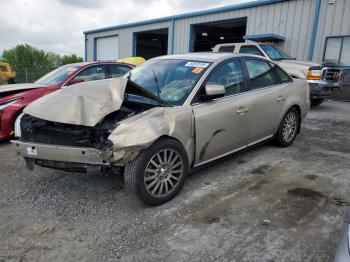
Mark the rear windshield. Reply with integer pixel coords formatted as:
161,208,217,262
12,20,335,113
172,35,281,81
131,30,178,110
218,46,235,53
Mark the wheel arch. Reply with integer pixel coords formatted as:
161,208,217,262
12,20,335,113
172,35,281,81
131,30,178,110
290,104,302,134
275,104,302,137
148,135,190,163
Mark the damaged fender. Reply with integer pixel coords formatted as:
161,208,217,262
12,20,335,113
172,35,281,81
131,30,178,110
108,106,195,165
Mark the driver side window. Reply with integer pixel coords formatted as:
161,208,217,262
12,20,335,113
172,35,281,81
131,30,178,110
72,65,106,82
206,60,246,96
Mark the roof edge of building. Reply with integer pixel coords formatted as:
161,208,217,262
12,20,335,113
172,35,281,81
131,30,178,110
83,0,284,35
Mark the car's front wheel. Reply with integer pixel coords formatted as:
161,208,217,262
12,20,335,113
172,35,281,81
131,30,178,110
275,107,300,147
124,138,188,205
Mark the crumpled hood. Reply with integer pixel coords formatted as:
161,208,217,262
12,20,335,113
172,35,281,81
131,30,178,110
24,78,128,127
0,83,50,94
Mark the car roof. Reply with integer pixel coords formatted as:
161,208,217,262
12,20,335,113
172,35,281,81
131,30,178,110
61,61,134,68
215,41,260,46
153,52,267,63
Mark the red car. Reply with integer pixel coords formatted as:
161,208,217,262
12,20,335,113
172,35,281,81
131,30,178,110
0,61,134,140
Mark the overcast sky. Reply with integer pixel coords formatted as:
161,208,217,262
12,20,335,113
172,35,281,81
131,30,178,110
0,0,251,57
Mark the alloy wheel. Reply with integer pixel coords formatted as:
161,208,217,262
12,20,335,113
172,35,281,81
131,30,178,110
282,112,297,143
144,149,184,198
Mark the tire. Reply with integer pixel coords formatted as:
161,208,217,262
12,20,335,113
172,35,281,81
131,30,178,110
7,78,15,84
124,138,189,206
275,107,300,147
311,98,324,106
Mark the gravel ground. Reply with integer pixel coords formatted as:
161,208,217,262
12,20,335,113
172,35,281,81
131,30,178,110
0,100,349,262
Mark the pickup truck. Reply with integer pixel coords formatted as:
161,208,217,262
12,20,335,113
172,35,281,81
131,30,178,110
213,42,341,106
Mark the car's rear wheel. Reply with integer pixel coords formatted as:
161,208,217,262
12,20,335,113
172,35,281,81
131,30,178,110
311,98,324,106
275,107,300,147
124,138,188,205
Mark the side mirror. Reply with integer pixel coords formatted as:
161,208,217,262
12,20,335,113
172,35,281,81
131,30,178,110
200,84,225,101
66,78,84,86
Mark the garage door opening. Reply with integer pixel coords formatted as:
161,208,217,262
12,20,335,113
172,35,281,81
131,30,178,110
190,18,247,52
135,28,169,59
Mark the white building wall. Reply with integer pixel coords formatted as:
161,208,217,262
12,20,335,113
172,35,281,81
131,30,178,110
313,0,350,62
85,0,350,63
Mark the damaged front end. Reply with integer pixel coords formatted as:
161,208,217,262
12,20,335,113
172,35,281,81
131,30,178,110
12,77,165,174
14,106,138,174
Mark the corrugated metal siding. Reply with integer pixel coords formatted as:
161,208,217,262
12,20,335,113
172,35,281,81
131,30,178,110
85,21,171,61
85,0,350,63
313,0,350,62
172,0,315,60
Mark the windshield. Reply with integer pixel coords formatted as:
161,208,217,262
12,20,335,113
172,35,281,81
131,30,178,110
35,64,81,85
129,59,211,105
259,44,296,61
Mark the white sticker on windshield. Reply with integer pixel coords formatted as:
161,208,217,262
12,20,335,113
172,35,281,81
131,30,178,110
185,62,210,68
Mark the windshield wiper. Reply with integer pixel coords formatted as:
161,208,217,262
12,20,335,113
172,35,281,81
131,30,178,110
126,79,169,106
153,70,161,97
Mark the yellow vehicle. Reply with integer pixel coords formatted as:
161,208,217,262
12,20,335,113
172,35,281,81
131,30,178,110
0,62,16,84
117,57,146,66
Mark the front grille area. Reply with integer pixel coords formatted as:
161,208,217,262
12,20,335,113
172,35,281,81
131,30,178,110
20,114,109,149
322,67,341,81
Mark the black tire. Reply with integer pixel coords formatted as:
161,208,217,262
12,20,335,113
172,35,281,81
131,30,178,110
311,98,324,106
7,78,15,84
124,138,189,206
275,107,300,147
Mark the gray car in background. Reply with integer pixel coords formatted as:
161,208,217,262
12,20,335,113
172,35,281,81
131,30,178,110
334,209,350,261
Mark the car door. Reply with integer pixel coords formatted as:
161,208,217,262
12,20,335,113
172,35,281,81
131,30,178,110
241,58,287,144
191,59,250,165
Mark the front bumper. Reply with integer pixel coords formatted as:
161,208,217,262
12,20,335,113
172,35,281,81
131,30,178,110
308,80,341,99
11,140,113,165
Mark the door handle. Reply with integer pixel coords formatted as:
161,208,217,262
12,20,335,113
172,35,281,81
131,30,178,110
277,96,286,102
236,107,249,115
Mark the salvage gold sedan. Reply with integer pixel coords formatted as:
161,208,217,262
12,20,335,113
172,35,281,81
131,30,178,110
12,53,310,205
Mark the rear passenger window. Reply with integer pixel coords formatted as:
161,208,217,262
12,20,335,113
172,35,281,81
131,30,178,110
273,64,292,83
218,46,235,53
108,64,132,78
244,59,277,90
206,60,246,96
239,46,264,56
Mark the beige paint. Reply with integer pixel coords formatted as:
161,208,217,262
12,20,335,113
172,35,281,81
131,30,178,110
108,106,195,165
24,78,128,127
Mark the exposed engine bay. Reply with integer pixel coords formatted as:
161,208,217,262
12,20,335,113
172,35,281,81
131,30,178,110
20,100,153,151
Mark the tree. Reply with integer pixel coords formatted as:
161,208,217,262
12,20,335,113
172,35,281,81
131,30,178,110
61,54,83,65
2,44,52,70
2,44,84,83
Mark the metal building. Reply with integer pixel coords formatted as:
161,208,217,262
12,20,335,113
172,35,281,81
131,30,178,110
84,0,350,67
